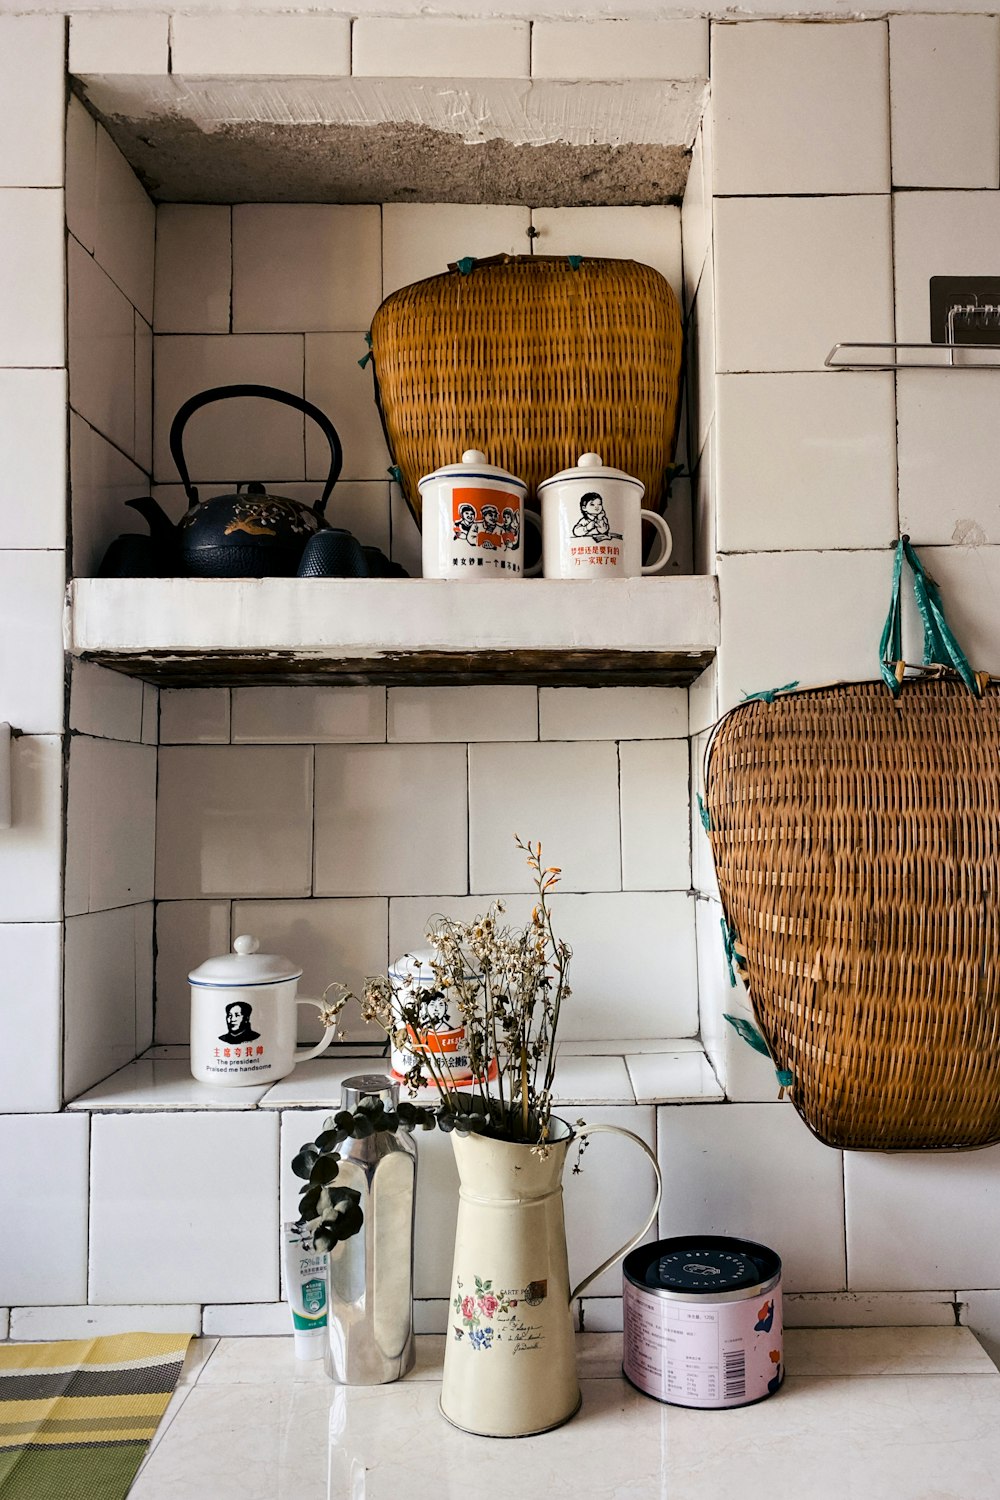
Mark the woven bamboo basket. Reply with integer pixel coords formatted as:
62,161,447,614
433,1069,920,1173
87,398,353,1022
704,543,1000,1152
368,254,684,525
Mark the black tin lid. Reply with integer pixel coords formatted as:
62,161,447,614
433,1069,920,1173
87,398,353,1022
624,1235,781,1303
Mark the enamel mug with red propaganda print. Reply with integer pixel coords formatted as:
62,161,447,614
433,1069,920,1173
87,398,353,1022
418,450,539,580
188,935,338,1087
537,452,672,579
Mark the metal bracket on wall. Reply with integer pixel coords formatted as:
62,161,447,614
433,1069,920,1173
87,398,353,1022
825,340,1000,370
828,279,1000,369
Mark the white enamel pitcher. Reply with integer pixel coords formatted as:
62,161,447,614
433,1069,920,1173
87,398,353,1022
440,1117,662,1437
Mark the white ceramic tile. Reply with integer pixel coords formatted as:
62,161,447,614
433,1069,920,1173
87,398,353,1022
625,1050,723,1105
261,1051,386,1109
12,1306,200,1341
690,264,716,457
712,21,889,196
90,1113,280,1303
715,373,898,553
714,196,893,375
688,661,717,738
70,660,144,742
155,900,232,1045
156,746,313,899
66,96,97,255
381,204,532,298
64,906,139,1101
314,743,467,897
390,889,698,1040
0,369,67,549
894,191,1000,344
658,1101,847,1292
304,334,390,484
0,188,64,366
142,683,158,745
579,1300,623,1334
0,1115,89,1304
0,736,62,923
353,18,529,79
961,1292,1000,1374
202,1305,289,1337
619,739,690,891
68,235,135,456
65,736,156,912
69,13,169,75
0,551,64,735
70,416,150,580
159,688,231,744
153,336,305,486
695,897,782,1106
0,921,62,1112
136,900,155,1053
846,1147,1000,1291
135,311,152,473
530,207,683,302
532,19,707,80
154,205,231,334
788,1326,992,1377
549,1055,633,1105
559,1037,704,1055
196,1333,331,1380
231,897,389,1045
95,125,155,321
388,686,536,743
0,16,64,188
171,15,350,78
716,550,892,714
390,481,423,576
69,1057,272,1111
890,16,1000,190
787,1291,957,1329
469,741,620,893
693,424,716,576
681,123,709,311
233,206,381,334
562,1105,659,1296
897,371,1000,545
232,687,385,745
413,1300,448,1335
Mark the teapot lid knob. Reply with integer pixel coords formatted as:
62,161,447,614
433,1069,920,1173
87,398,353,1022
233,934,260,956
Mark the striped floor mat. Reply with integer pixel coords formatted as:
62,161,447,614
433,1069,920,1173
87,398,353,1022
0,1332,191,1499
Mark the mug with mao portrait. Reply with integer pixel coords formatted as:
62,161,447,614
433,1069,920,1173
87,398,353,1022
537,452,672,579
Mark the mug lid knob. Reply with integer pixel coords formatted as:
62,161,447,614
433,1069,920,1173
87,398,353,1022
462,449,488,464
234,935,260,956
578,452,603,467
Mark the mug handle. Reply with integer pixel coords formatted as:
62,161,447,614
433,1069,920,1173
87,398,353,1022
522,510,543,578
569,1124,663,1302
294,998,339,1063
640,511,673,575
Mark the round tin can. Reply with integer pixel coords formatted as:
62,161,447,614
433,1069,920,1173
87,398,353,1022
622,1235,782,1409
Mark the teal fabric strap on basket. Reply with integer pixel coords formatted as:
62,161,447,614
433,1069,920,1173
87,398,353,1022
879,536,980,697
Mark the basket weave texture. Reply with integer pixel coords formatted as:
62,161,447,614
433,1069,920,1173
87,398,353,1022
369,254,683,523
706,678,1000,1151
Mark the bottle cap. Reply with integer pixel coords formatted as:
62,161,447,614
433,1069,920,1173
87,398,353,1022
341,1073,399,1112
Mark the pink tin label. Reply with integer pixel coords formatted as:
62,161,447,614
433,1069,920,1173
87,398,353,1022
623,1282,783,1409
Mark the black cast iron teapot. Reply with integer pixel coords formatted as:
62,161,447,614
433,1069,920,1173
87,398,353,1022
127,384,344,578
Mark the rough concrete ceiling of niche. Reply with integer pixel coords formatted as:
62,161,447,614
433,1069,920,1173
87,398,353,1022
75,76,702,204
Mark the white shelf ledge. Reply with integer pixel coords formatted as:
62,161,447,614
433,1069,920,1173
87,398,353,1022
66,576,719,688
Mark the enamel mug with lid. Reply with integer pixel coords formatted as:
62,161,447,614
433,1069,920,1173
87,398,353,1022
189,935,338,1086
537,452,672,579
418,450,539,579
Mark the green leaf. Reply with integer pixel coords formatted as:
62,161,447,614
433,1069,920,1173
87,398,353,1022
314,1129,344,1152
724,1013,771,1058
351,1115,375,1138
309,1154,341,1186
297,1185,322,1220
333,1111,355,1132
291,1146,318,1180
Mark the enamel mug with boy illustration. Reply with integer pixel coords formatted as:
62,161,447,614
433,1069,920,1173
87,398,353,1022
537,452,672,579
418,450,539,579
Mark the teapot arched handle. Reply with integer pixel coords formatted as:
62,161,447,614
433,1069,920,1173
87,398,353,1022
168,384,344,519
569,1123,662,1302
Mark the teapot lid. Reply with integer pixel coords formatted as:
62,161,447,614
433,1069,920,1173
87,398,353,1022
537,451,644,496
417,449,527,494
189,934,303,987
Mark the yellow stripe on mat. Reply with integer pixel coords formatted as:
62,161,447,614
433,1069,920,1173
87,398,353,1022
0,1334,190,1375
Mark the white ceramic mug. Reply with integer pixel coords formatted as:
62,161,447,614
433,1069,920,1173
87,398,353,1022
537,452,672,579
418,449,540,579
189,935,337,1087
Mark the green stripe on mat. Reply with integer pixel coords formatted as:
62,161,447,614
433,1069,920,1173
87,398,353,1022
0,1441,147,1500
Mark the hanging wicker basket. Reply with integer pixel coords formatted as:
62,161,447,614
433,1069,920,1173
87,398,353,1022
705,541,1000,1152
368,253,684,526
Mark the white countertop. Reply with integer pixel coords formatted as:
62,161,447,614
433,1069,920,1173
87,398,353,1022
129,1327,1000,1499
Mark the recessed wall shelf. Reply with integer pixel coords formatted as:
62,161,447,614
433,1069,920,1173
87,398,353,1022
66,577,719,688
826,341,1000,371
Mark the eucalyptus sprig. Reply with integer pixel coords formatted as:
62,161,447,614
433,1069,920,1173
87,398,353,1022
293,1097,436,1251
